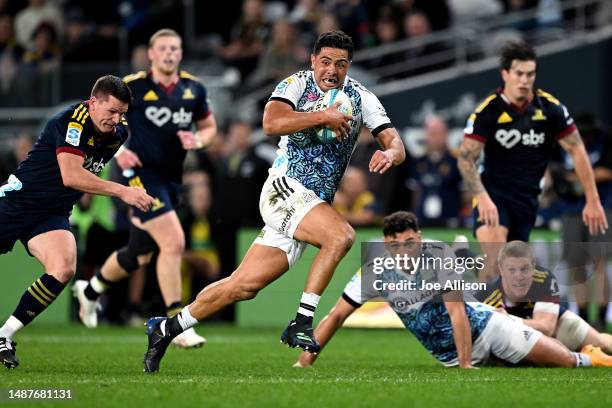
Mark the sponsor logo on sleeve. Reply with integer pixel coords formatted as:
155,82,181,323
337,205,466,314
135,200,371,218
66,122,83,146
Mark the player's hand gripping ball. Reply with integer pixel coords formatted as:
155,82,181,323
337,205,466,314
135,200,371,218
312,89,353,143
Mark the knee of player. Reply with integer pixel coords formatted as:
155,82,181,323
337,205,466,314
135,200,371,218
160,237,185,256
329,225,355,254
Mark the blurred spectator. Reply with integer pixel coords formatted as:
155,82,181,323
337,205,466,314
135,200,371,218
396,0,451,31
62,8,120,62
334,166,380,226
327,0,374,49
289,0,323,47
401,10,454,77
0,14,23,94
180,172,221,303
247,19,309,90
22,21,60,72
215,121,270,227
130,44,148,72
366,16,404,77
316,12,340,36
217,0,269,81
350,128,400,215
14,0,63,50
0,132,33,181
405,116,463,228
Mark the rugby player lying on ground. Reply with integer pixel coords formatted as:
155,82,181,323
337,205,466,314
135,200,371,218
294,212,612,368
476,240,612,355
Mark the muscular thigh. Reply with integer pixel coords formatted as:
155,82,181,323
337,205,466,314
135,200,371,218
293,202,352,248
27,229,77,273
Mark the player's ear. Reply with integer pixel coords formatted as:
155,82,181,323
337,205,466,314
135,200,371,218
310,54,316,70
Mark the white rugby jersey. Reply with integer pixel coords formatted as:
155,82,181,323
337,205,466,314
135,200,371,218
268,71,392,203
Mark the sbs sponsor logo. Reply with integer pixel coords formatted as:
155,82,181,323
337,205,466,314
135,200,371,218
495,129,545,149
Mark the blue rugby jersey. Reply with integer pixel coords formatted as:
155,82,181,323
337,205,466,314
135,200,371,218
122,70,211,182
0,102,128,214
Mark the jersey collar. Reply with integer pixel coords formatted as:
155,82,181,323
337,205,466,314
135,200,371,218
498,87,533,114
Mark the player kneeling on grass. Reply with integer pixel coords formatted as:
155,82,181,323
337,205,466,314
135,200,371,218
476,240,612,356
294,211,612,368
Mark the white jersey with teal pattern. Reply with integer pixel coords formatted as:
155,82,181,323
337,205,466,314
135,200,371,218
343,240,492,365
268,70,392,203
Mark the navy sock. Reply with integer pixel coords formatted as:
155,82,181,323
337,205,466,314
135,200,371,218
12,274,65,326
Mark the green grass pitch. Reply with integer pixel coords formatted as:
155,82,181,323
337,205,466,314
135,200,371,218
1,325,611,407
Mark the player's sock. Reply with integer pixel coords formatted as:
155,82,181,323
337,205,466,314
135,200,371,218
574,352,592,367
10,274,65,329
295,292,320,326
166,301,183,317
0,316,24,339
84,271,113,301
160,306,198,338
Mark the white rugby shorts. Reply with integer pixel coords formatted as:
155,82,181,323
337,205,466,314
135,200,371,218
254,174,324,267
467,312,542,366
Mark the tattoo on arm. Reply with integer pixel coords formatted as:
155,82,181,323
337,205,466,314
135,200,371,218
458,140,485,195
559,130,584,152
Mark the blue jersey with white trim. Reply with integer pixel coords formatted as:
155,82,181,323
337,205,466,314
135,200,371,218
123,70,211,181
343,241,492,365
0,102,128,214
268,71,392,202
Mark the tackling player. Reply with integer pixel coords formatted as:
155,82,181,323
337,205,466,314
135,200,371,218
0,76,155,369
476,240,612,354
457,41,608,282
141,30,406,373
73,29,216,348
294,212,612,368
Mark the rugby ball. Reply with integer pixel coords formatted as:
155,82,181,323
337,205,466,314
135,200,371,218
312,89,353,143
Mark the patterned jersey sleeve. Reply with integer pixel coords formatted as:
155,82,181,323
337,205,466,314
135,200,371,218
269,73,307,111
55,114,88,158
360,88,393,137
342,268,378,307
464,94,497,144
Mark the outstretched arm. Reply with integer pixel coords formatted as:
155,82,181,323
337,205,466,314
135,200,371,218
559,130,608,235
294,297,358,367
57,152,154,212
368,128,406,174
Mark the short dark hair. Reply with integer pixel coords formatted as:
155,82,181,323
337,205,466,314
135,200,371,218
383,211,420,237
313,30,354,60
91,75,132,104
500,41,536,71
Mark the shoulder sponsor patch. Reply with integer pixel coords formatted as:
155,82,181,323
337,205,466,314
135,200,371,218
66,122,83,146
